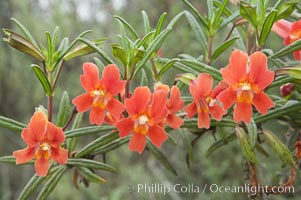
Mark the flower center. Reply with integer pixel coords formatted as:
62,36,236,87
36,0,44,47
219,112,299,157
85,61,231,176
91,89,110,109
134,115,150,135
196,99,209,113
35,142,51,160
290,30,301,43
236,82,254,103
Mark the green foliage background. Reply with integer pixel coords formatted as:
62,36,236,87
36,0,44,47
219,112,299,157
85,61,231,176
0,0,300,199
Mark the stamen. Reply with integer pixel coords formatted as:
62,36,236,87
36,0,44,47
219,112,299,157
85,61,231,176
237,82,254,103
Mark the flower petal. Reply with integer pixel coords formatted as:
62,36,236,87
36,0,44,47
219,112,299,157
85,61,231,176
125,86,151,116
149,90,168,123
27,111,48,142
272,19,292,38
233,102,252,123
35,157,50,176
128,133,146,154
46,122,65,147
253,92,274,114
21,128,37,147
249,52,274,90
51,147,68,164
106,98,124,118
189,73,213,100
102,64,126,96
198,112,210,129
221,50,248,85
89,107,105,125
212,80,228,98
184,102,197,118
167,86,184,112
216,88,236,109
209,104,226,121
294,50,301,60
148,125,168,147
72,93,93,112
166,113,184,129
80,62,99,91
13,147,35,164
115,118,134,137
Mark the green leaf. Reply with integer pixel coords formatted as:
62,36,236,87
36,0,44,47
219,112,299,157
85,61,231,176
179,59,222,80
235,127,257,163
262,129,295,167
240,1,258,27
179,129,193,161
45,32,53,67
129,47,145,67
2,29,45,61
206,132,236,157
114,15,139,40
137,31,154,48
77,167,106,183
246,118,258,150
92,136,130,155
64,39,106,61
211,37,238,61
207,0,214,20
275,0,299,21
147,140,177,175
67,112,83,153
56,91,70,127
0,156,33,164
37,166,67,200
133,27,172,78
166,11,185,29
158,58,179,79
257,0,265,23
11,18,39,49
0,116,26,132
31,65,52,96
213,0,229,28
268,76,294,89
141,10,152,34
276,66,301,80
65,126,115,138
159,58,199,75
51,26,59,51
258,10,277,47
270,39,301,59
78,38,114,64
140,69,148,86
182,0,208,31
75,132,119,158
67,159,117,173
254,100,301,123
219,11,240,31
155,12,167,37
111,43,127,66
184,11,207,51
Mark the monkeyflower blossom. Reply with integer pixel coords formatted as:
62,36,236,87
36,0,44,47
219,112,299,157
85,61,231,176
72,63,126,125
155,83,184,129
115,86,169,154
13,111,68,176
184,73,227,129
217,50,275,123
272,19,301,60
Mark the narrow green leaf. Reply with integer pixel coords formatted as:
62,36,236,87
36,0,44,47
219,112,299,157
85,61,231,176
259,10,277,47
75,132,119,158
166,11,185,29
219,11,240,31
11,18,39,49
133,28,172,78
57,38,69,55
155,12,167,37
77,167,106,183
207,0,214,20
184,11,207,51
78,38,114,64
247,118,258,150
137,31,154,48
262,129,295,167
93,57,106,70
0,156,33,164
213,0,229,29
257,0,265,23
45,32,53,65
276,66,301,80
270,39,301,59
206,132,236,157
160,58,199,75
235,127,257,163
65,126,115,138
140,69,148,86
275,1,298,21
114,15,139,40
211,37,238,61
0,116,26,132
92,136,130,155
37,166,67,200
67,112,83,153
158,58,179,78
141,10,152,34
240,1,258,27
51,27,59,50
56,91,70,127
67,159,117,173
179,129,193,161
111,43,127,66
31,65,52,96
147,140,177,175
268,76,294,89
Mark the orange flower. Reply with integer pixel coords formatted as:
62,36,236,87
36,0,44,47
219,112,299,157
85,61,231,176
217,50,275,123
184,73,227,128
155,84,184,129
13,111,68,176
272,19,301,60
72,63,126,125
115,86,168,154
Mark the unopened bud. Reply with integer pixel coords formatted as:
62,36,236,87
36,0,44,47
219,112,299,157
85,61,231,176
280,83,294,97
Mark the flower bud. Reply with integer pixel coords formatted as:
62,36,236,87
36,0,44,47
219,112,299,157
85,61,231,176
280,83,294,97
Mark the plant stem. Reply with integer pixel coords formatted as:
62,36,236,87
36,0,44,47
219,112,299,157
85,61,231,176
52,60,65,91
48,95,53,122
63,107,78,131
206,36,213,65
